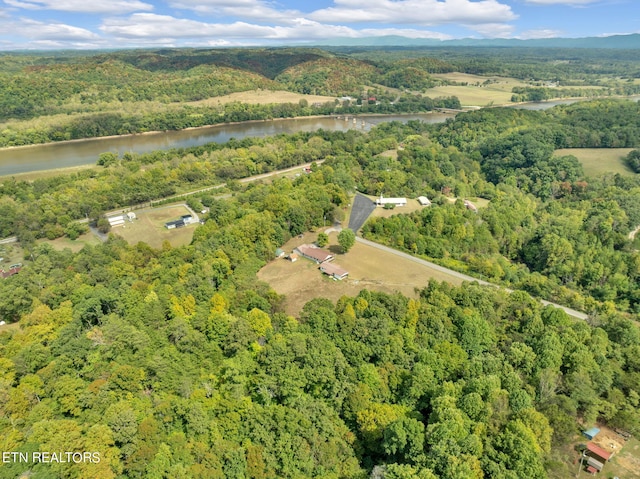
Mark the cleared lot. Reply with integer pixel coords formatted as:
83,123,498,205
257,230,464,316
112,205,198,249
554,148,635,177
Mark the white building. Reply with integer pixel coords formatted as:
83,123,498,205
417,196,432,206
375,195,407,207
107,215,125,227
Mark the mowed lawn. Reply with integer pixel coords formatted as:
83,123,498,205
113,205,198,249
554,148,636,177
257,229,465,316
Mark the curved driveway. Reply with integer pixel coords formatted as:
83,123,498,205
356,236,589,321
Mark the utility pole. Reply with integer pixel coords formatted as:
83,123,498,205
576,451,586,477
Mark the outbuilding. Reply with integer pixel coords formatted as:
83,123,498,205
583,427,600,441
165,219,185,229
107,215,125,227
319,262,349,280
417,196,432,206
586,442,612,463
375,195,407,207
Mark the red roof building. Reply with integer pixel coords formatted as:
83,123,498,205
586,442,612,462
294,244,334,264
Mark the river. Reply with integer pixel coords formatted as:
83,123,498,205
1,95,639,177
0,113,453,177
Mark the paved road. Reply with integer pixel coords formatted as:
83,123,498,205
348,193,377,232
356,236,589,321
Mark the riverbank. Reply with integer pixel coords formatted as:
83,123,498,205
0,164,98,181
0,111,441,153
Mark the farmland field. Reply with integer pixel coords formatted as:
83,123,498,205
192,89,337,107
554,148,635,177
257,229,465,316
112,204,198,249
427,73,529,106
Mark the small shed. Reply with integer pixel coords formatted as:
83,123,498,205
583,427,600,440
586,456,604,472
275,248,285,258
417,196,431,206
107,215,125,227
287,253,299,262
464,200,478,213
127,212,137,221
586,442,612,462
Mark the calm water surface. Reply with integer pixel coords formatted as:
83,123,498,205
2,95,639,176
0,113,452,176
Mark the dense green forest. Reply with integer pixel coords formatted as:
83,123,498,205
3,46,640,478
2,150,640,478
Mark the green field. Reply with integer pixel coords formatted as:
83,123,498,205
554,148,636,177
113,204,198,249
427,72,529,106
605,437,640,479
39,231,101,253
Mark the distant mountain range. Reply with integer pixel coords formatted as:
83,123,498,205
306,33,640,49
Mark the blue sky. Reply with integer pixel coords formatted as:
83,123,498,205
0,0,637,50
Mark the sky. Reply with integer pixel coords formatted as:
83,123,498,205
0,0,637,50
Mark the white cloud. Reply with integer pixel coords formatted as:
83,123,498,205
466,22,514,38
523,0,597,4
14,17,101,41
519,28,564,39
359,27,453,40
308,0,517,26
168,0,302,23
3,0,153,14
100,13,361,41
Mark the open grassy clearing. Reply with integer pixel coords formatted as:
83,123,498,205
257,229,465,316
112,204,197,249
432,72,529,88
423,85,516,107
607,436,640,479
369,198,427,219
0,164,98,182
427,73,529,106
554,148,635,177
38,231,102,253
192,89,337,106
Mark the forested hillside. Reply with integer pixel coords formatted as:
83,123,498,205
2,95,640,477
